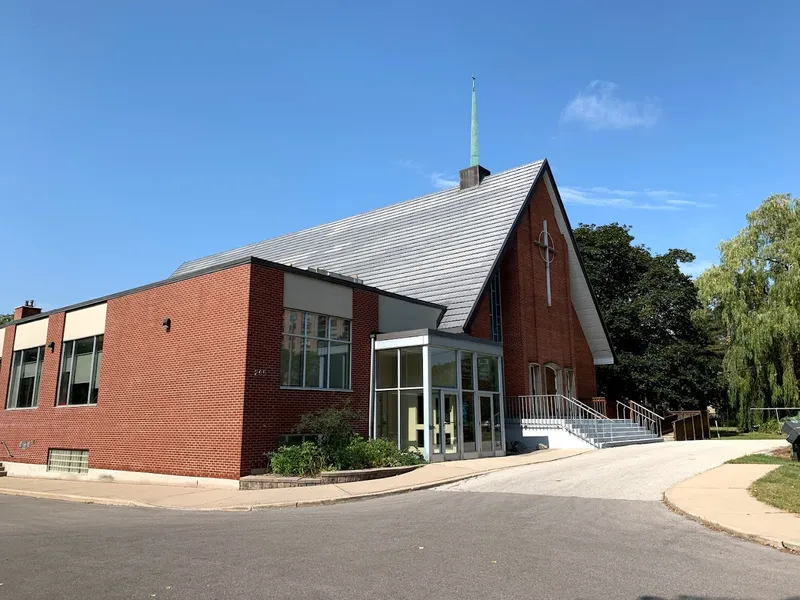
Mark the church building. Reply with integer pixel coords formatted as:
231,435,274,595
0,82,616,486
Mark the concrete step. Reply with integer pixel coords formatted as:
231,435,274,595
598,437,664,449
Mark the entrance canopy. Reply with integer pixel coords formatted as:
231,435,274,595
371,329,505,462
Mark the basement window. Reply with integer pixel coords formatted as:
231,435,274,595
47,449,89,474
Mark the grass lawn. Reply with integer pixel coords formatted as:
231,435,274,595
727,447,800,513
710,426,784,440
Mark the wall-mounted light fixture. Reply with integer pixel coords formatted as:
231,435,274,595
47,341,55,352
162,318,171,333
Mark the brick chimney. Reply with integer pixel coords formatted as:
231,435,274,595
459,77,491,190
459,164,491,190
14,300,41,321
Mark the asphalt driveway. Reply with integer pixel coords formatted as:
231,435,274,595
440,439,788,500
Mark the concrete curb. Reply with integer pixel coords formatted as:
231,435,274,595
0,450,584,512
0,487,153,509
662,493,796,553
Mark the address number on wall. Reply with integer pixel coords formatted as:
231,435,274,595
253,368,269,377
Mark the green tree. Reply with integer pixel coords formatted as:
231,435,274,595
0,314,11,325
574,223,722,411
697,194,800,430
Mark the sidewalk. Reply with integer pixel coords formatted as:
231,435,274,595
665,463,800,551
0,448,586,511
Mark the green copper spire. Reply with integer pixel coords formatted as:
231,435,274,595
470,76,479,167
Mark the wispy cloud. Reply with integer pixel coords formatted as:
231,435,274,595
645,189,679,198
573,186,638,197
561,187,678,211
396,160,458,190
680,259,715,278
561,186,716,211
562,81,661,130
429,172,458,189
665,199,715,208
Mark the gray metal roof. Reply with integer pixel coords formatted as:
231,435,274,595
172,161,545,330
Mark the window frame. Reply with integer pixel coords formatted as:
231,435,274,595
6,346,45,410
489,270,503,343
281,309,353,391
529,363,542,395
56,335,103,407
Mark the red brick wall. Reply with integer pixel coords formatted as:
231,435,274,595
469,292,492,340
0,265,252,480
466,178,597,399
240,263,378,474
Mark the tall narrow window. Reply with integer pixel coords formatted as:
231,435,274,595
281,309,351,389
529,363,541,395
564,368,576,400
6,347,44,409
57,335,103,406
489,270,502,343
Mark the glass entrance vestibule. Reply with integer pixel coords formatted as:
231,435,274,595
370,330,505,462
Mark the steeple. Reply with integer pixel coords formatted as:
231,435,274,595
470,76,479,167
460,76,490,190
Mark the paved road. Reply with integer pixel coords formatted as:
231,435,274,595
1,441,796,600
441,439,789,500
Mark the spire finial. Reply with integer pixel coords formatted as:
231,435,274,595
470,76,479,167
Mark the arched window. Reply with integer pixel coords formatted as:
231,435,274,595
544,363,561,396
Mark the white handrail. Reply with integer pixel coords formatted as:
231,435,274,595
616,400,662,438
505,395,609,421
627,399,665,422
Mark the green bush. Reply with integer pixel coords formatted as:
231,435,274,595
269,442,323,477
295,404,362,466
330,436,424,471
758,419,783,435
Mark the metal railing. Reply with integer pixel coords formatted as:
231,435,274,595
505,394,608,423
616,400,664,438
505,395,614,448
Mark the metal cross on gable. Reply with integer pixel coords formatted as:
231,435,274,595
534,219,556,306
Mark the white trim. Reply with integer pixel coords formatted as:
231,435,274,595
375,336,427,350
1,461,239,489
542,171,614,366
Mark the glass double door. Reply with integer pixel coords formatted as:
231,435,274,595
431,389,459,458
432,389,501,459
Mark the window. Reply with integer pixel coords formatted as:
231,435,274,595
529,363,541,395
57,335,103,406
477,354,500,392
47,449,89,474
564,368,576,400
489,270,503,342
6,346,44,409
430,347,457,388
281,309,351,389
375,347,424,449
544,363,561,396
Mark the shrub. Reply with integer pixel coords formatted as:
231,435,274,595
295,404,362,465
758,420,783,435
329,436,424,471
269,442,323,477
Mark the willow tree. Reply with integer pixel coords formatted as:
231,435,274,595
697,194,800,429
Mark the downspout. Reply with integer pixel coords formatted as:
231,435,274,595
368,333,376,439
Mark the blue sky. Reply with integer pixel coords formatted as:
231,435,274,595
2,1,798,313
